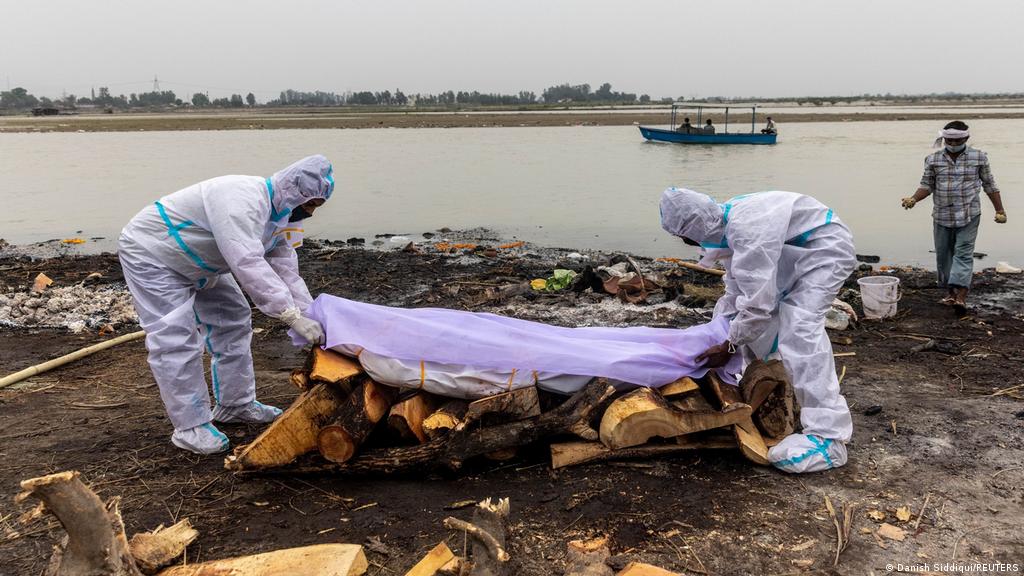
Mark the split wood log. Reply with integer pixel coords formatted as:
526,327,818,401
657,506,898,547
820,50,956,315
284,379,616,475
463,386,541,427
225,381,349,471
318,378,399,463
129,520,198,574
423,399,470,440
738,360,797,440
389,392,442,444
404,542,456,576
16,471,144,576
158,543,368,576
0,330,146,390
616,562,680,576
443,498,510,576
306,347,363,393
657,377,699,398
599,387,751,450
706,373,770,465
550,434,735,469
564,537,614,576
289,368,310,391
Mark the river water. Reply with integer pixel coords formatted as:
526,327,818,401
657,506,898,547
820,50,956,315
1,119,1021,266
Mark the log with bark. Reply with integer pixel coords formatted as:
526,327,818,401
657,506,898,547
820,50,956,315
738,359,797,441
16,471,144,576
549,434,735,469
284,379,616,475
318,378,399,463
705,372,770,465
564,537,614,576
306,347,364,392
388,392,442,444
463,386,541,426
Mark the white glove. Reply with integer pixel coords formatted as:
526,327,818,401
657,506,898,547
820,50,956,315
280,308,325,345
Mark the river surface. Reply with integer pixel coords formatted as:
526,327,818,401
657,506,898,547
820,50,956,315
1,119,1021,266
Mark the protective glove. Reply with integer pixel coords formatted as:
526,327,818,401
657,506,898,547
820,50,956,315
280,308,325,345
995,211,1007,224
901,197,917,209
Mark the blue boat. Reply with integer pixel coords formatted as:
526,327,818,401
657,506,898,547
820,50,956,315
639,103,777,145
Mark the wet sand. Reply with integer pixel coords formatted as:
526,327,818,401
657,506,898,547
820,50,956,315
2,236,1023,573
3,106,1024,132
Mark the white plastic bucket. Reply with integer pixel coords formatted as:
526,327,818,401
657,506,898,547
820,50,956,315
857,276,900,319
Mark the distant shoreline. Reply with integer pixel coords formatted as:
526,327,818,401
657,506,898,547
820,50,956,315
3,107,1024,133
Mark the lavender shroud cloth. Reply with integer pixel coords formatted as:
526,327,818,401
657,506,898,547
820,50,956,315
295,295,742,388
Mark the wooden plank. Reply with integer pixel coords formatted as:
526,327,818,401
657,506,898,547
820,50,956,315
551,436,734,469
404,542,456,576
600,388,751,450
158,543,367,576
657,377,699,397
225,382,347,471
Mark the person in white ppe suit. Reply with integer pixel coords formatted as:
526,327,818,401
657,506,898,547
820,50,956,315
118,155,334,454
660,187,856,473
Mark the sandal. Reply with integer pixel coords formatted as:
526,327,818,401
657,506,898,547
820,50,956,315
940,296,956,306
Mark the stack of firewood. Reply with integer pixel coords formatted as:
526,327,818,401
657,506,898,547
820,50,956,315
225,349,797,474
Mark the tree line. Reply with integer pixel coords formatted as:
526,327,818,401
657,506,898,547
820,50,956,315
4,84,1024,112
0,82,650,111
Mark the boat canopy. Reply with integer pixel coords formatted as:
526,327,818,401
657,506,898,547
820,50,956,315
670,103,763,134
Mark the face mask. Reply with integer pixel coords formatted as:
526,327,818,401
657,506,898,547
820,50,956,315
945,143,966,153
288,205,313,222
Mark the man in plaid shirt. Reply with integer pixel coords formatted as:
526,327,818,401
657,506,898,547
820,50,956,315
901,121,1006,309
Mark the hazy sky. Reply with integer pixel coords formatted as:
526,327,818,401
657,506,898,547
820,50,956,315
4,0,1021,101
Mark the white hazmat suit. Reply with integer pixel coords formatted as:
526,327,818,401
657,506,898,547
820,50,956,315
660,188,856,473
118,155,335,454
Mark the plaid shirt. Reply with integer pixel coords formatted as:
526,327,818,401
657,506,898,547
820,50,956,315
920,146,1000,227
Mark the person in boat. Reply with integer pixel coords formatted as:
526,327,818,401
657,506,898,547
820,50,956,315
702,119,716,134
660,187,856,473
761,116,777,134
676,117,694,133
901,120,1005,310
118,156,334,455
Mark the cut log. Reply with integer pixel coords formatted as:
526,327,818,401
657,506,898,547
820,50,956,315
16,471,144,576
129,519,198,573
307,347,364,392
404,542,456,576
740,360,797,440
225,381,348,471
389,392,441,444
464,386,541,426
599,387,751,450
616,562,680,576
158,543,367,576
318,378,399,463
443,498,510,576
423,399,469,441
294,379,616,475
705,373,771,466
550,435,735,469
657,377,699,397
565,537,614,576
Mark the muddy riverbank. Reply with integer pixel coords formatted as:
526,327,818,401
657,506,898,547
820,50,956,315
1,235,1022,574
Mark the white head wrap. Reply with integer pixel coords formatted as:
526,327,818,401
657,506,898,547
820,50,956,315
933,128,970,148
